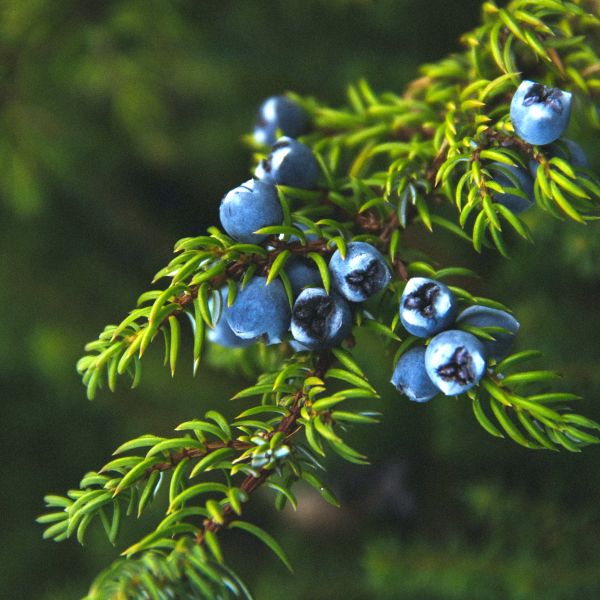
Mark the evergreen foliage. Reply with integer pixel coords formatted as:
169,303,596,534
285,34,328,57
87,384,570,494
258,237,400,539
38,1,600,596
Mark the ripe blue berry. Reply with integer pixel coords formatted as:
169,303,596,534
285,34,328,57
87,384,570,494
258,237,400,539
219,179,283,244
530,138,589,178
291,288,352,350
207,287,254,348
425,330,487,396
285,256,322,297
489,162,534,214
391,346,439,403
253,96,309,147
456,305,519,362
399,277,458,338
255,137,320,190
226,276,291,345
510,81,572,145
329,242,391,303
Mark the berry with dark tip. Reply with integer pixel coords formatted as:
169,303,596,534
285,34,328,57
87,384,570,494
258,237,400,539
510,81,572,145
390,346,439,403
399,277,458,338
253,96,309,147
329,242,391,303
489,162,534,214
219,179,283,244
207,287,254,348
255,137,320,190
291,288,352,350
226,276,291,345
425,330,487,396
456,305,520,362
285,256,322,297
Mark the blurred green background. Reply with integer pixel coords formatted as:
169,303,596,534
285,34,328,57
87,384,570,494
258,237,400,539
2,1,600,598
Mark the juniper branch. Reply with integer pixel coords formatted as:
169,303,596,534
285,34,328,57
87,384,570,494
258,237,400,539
40,2,600,597
196,350,334,544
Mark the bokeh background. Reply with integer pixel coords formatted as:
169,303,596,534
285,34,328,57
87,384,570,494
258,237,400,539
2,1,600,598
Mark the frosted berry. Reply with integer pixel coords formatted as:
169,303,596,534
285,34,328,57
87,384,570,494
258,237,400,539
391,346,439,403
399,277,458,338
226,276,291,345
329,242,391,303
291,288,352,350
255,137,320,190
207,287,254,348
219,179,283,244
425,330,487,396
510,81,572,146
253,96,309,147
285,256,322,297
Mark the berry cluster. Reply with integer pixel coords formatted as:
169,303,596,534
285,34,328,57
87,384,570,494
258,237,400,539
149,48,592,427
389,78,583,401
208,238,391,351
213,81,580,397
392,277,519,401
214,97,391,351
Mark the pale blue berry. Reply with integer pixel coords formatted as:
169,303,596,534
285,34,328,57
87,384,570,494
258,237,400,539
399,277,458,338
510,81,572,145
226,276,291,345
391,346,439,403
291,288,352,350
285,256,322,297
253,96,309,147
425,330,487,396
220,179,283,244
329,242,391,303
207,287,254,348
255,137,320,190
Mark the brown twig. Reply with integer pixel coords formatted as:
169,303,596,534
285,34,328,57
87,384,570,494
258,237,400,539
144,440,251,478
